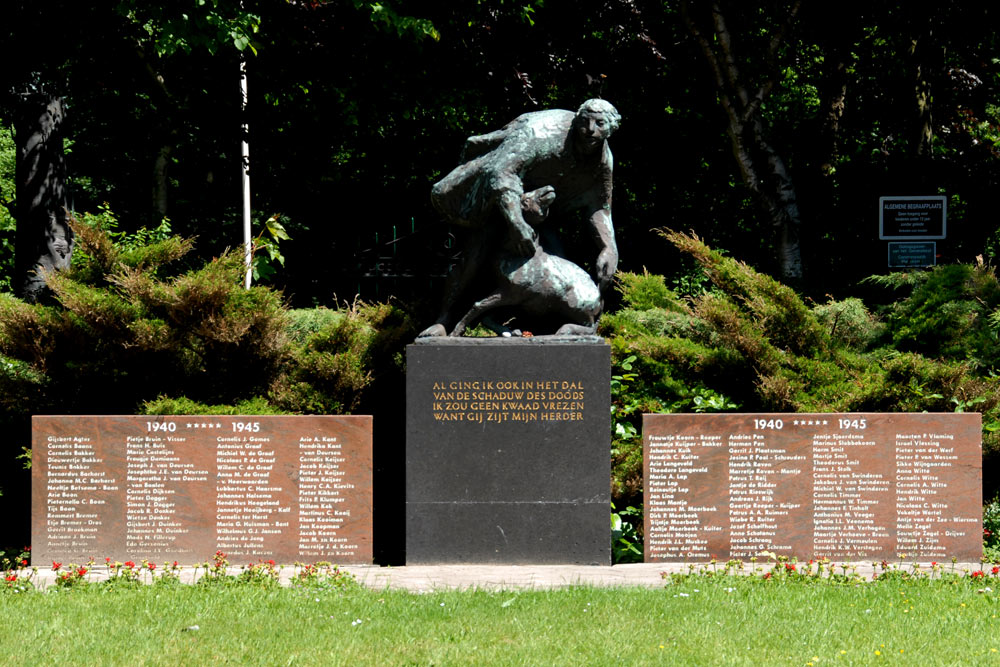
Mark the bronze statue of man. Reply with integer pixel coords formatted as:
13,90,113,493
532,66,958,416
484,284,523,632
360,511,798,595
420,99,621,337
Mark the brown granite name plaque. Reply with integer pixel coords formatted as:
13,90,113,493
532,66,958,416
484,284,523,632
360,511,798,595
643,413,982,562
32,415,373,564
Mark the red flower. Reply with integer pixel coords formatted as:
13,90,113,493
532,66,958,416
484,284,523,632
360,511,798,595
267,559,276,567
105,557,112,563
5,574,17,582
124,561,135,569
763,572,773,580
993,566,999,576
51,561,61,570
785,563,796,572
172,561,179,568
20,559,27,566
148,562,156,571
972,570,985,579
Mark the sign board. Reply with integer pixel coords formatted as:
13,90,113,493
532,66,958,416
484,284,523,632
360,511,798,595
879,196,947,239
643,413,981,562
888,242,937,268
32,415,373,564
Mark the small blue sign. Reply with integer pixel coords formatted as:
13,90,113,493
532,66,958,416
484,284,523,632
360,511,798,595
888,242,936,267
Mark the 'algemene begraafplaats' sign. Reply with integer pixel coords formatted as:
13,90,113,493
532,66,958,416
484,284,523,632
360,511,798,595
643,413,981,562
879,196,947,239
32,415,372,565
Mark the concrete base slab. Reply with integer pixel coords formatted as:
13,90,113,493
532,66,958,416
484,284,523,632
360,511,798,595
22,561,988,592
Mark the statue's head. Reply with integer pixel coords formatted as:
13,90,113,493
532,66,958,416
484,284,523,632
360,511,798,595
573,99,620,153
577,99,621,133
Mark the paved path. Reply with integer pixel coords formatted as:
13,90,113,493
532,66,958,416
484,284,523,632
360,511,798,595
349,564,671,591
26,561,989,592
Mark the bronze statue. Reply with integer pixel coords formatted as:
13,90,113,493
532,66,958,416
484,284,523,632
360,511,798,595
420,99,620,337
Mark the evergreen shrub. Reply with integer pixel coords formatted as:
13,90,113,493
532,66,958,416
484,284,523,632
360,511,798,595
0,214,415,512
601,231,1000,515
872,264,1000,368
812,297,885,350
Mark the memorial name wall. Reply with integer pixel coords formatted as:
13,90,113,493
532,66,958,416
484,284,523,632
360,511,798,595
32,415,373,564
644,413,982,562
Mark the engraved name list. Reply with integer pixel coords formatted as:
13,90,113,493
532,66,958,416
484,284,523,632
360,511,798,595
644,413,981,562
33,415,372,564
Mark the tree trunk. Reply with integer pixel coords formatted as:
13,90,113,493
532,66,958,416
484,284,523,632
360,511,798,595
909,23,943,161
817,58,849,178
682,1,805,283
14,93,73,302
152,143,173,221
727,120,804,282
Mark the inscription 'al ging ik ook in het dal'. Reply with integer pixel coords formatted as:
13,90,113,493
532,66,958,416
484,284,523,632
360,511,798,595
430,379,586,423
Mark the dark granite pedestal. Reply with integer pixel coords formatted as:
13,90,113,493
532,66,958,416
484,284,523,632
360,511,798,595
406,336,611,564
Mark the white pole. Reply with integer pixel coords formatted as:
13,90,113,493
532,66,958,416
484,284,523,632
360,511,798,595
240,53,252,289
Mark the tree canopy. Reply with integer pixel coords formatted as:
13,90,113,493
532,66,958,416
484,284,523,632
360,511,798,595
1,0,998,306
2,2,1000,553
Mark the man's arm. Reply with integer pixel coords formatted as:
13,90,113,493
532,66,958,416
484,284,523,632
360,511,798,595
460,128,508,162
591,207,618,289
496,188,538,257
489,144,538,256
585,160,618,289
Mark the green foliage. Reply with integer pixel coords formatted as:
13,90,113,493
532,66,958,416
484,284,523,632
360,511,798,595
0,210,421,512
0,127,14,293
142,396,288,416
0,213,410,439
812,298,885,350
873,264,1000,368
272,300,414,415
601,232,1000,509
611,503,643,564
0,353,48,420
286,307,345,343
70,208,191,285
862,272,926,291
356,1,440,41
985,498,1000,562
251,214,291,283
116,1,262,56
661,229,828,356
7,571,1000,663
0,216,288,419
615,271,686,312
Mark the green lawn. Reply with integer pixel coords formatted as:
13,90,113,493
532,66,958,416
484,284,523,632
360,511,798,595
2,574,1000,665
